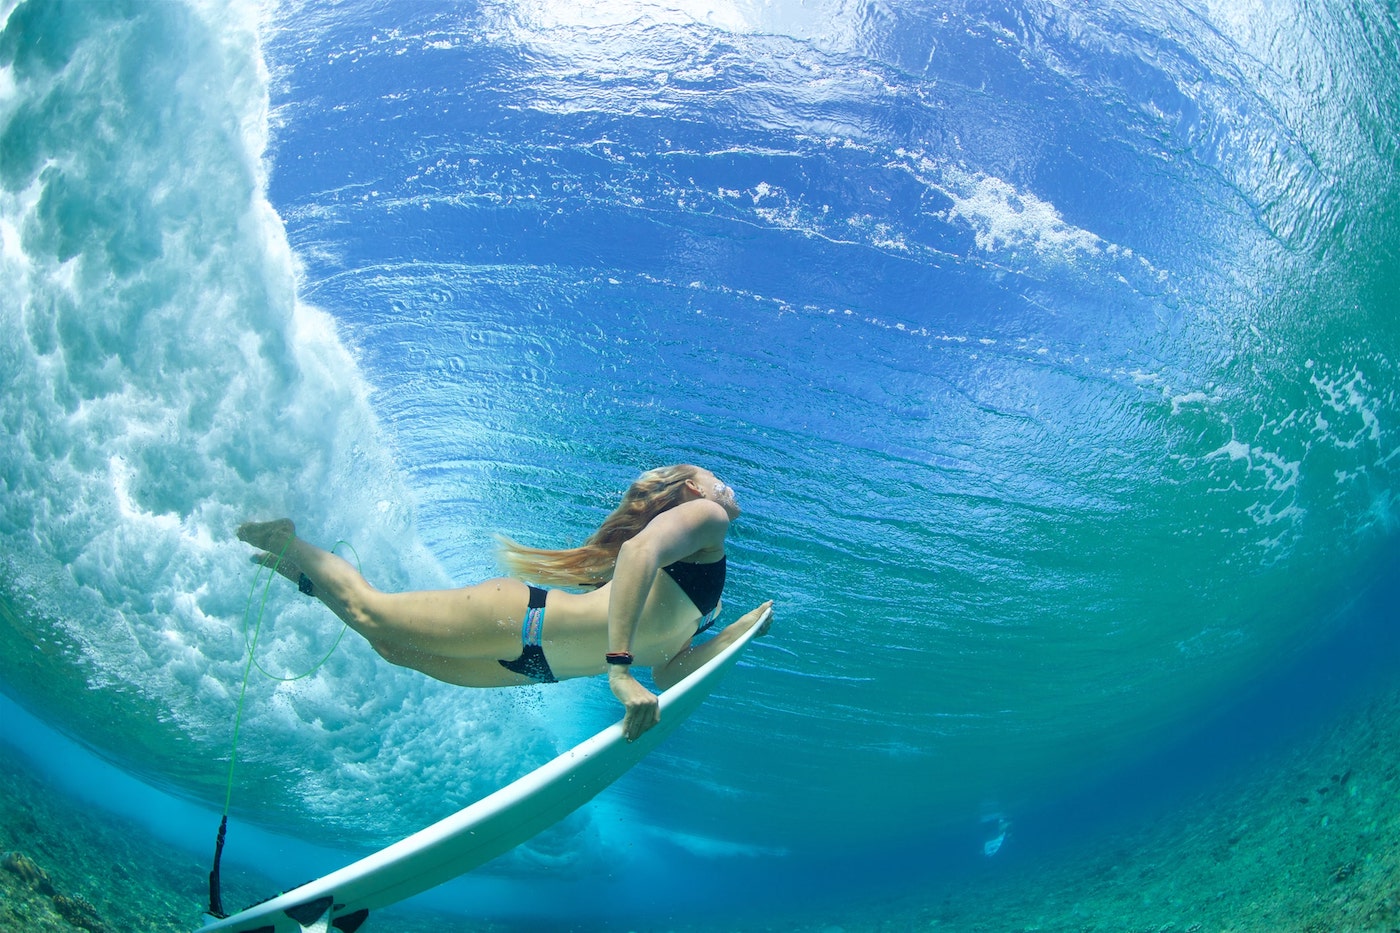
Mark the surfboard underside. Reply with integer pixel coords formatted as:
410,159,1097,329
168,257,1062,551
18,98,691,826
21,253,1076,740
197,607,767,933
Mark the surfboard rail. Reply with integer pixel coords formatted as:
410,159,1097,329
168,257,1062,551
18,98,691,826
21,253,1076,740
196,605,769,933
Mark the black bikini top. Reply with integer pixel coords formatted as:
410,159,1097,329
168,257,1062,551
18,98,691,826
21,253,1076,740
662,555,726,622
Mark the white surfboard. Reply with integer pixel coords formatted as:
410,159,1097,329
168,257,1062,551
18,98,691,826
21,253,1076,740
197,606,769,933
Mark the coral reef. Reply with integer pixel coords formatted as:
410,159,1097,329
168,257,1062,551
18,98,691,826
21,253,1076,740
3,678,1400,932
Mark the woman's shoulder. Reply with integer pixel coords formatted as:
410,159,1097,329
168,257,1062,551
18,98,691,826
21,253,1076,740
648,500,730,541
662,497,732,525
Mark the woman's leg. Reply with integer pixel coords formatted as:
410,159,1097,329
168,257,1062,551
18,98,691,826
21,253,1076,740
237,519,527,661
372,641,536,688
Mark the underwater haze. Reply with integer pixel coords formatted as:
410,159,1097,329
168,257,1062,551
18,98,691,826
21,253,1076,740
3,0,1399,927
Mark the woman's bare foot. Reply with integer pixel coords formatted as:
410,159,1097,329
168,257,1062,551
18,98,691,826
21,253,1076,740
236,518,297,554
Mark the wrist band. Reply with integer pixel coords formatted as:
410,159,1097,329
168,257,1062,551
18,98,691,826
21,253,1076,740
605,652,634,666
298,573,315,597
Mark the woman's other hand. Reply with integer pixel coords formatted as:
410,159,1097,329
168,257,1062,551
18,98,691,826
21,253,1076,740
738,600,775,637
609,668,660,741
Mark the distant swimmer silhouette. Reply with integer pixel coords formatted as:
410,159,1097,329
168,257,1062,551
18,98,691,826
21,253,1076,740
238,465,773,741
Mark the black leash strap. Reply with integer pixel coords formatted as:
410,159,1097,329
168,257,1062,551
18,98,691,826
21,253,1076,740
208,814,228,919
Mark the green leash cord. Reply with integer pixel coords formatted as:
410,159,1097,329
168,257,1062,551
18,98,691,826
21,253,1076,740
207,538,358,918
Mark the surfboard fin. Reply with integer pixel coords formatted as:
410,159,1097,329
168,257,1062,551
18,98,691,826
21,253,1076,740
332,909,368,932
284,896,332,932
275,896,368,933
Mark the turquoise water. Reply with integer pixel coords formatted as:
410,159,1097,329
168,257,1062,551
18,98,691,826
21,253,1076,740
2,0,1399,926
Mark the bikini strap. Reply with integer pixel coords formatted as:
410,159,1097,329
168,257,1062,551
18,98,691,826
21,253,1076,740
522,585,548,646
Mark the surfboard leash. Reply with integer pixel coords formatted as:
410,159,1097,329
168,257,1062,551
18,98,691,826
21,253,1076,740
208,538,358,919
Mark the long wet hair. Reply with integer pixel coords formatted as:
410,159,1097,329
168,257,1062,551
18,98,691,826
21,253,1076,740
497,464,702,586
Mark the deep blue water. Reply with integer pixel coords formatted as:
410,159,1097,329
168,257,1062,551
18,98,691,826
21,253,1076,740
3,0,1399,925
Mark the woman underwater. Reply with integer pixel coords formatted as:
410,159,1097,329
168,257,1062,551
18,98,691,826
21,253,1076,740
237,464,773,741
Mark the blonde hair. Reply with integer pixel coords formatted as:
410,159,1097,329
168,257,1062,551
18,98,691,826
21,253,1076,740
497,465,702,586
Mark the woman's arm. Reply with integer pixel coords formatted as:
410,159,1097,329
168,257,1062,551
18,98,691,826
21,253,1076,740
652,601,774,691
606,498,730,654
607,498,731,741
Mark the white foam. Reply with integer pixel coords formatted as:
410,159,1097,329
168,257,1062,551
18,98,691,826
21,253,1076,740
506,0,752,32
938,167,1102,257
1311,368,1382,449
1204,439,1300,494
0,0,543,843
